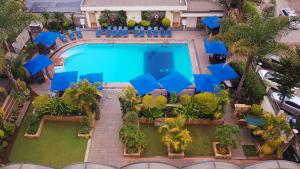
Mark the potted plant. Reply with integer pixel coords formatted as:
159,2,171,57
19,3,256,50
159,115,192,158
119,124,145,157
213,125,241,159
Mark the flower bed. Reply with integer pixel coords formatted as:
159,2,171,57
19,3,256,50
139,117,224,126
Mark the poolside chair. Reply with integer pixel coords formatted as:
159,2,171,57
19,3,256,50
153,27,159,37
76,27,82,38
166,27,172,38
139,27,145,37
112,26,118,37
96,28,102,37
106,26,112,37
147,27,152,38
59,33,67,42
117,26,123,37
133,26,139,37
67,30,76,40
123,27,129,37
160,28,166,37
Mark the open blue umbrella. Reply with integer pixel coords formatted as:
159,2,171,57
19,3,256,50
33,32,59,47
23,54,53,75
159,71,191,94
50,71,78,91
130,74,160,95
80,73,103,90
204,39,228,55
202,16,221,29
194,74,221,93
208,64,239,81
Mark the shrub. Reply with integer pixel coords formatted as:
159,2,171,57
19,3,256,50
251,104,263,116
169,92,177,104
33,95,51,115
79,117,91,134
3,122,15,135
215,125,241,152
162,17,171,28
119,86,141,114
0,130,5,139
142,108,163,122
193,92,218,116
214,111,223,120
142,95,153,109
123,111,139,125
101,22,108,28
27,115,40,135
179,95,192,105
175,103,199,121
141,20,150,27
127,20,136,28
153,95,167,109
119,124,145,154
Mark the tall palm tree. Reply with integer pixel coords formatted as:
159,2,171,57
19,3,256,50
216,1,290,98
62,80,101,127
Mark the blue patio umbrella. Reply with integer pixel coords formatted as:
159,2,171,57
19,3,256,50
245,115,266,126
80,73,103,90
23,54,53,75
194,74,221,93
208,63,239,81
33,32,59,47
130,74,160,95
50,71,78,91
201,16,221,29
204,39,228,55
159,71,191,94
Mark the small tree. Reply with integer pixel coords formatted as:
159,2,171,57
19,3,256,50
119,86,141,114
162,17,171,28
215,125,241,154
193,92,218,117
119,124,145,153
159,115,192,153
127,20,136,28
41,12,50,26
123,111,139,125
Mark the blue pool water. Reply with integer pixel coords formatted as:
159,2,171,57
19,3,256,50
60,43,193,82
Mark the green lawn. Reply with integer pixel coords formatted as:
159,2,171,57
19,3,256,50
243,145,259,157
140,125,216,157
10,114,87,168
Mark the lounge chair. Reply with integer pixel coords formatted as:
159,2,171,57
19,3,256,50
76,27,82,38
160,28,166,37
166,27,172,37
139,27,145,37
117,26,123,37
123,27,128,37
96,28,102,37
112,26,118,37
147,27,152,37
134,26,139,37
67,30,76,40
106,26,112,37
153,27,159,37
59,33,67,42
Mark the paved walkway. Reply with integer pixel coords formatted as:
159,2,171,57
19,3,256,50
87,89,124,165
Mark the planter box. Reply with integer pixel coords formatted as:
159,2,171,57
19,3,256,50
123,147,141,157
24,119,45,139
213,142,231,159
139,118,224,126
167,145,184,158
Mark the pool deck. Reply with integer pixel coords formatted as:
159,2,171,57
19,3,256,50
34,30,211,95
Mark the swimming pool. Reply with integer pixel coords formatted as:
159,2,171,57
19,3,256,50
59,43,193,82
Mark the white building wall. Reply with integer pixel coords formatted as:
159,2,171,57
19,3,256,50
165,11,174,24
85,11,91,27
96,12,101,27
126,11,142,22
186,17,197,28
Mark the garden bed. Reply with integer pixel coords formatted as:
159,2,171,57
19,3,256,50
10,116,87,168
139,118,224,126
140,125,216,157
243,145,259,159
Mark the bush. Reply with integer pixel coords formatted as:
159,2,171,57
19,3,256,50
251,104,263,116
193,92,218,116
215,125,241,151
3,122,15,135
175,102,199,121
214,111,223,120
27,115,40,135
142,108,163,122
123,111,139,125
141,20,150,27
153,95,167,109
179,95,192,105
162,17,171,28
142,95,153,109
79,117,91,134
119,124,145,153
101,23,108,28
169,92,177,104
127,20,136,28
0,130,5,139
33,95,51,115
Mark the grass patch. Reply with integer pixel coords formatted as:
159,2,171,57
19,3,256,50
10,114,87,168
140,125,216,157
243,145,259,157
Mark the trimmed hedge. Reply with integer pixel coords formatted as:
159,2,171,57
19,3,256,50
232,62,265,104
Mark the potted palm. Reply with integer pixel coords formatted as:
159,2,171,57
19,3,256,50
213,125,241,159
119,124,145,157
159,115,192,158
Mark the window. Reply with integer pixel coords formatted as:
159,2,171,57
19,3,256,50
285,101,300,110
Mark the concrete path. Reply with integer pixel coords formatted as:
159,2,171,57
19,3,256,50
87,89,124,166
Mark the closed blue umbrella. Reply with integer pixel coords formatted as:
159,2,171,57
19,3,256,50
208,64,239,81
159,71,191,94
204,39,228,55
23,54,53,75
80,73,103,90
202,16,221,29
50,71,78,91
194,74,221,93
130,74,160,95
33,32,59,47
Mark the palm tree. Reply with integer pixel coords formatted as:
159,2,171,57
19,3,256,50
62,80,101,127
216,1,290,99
